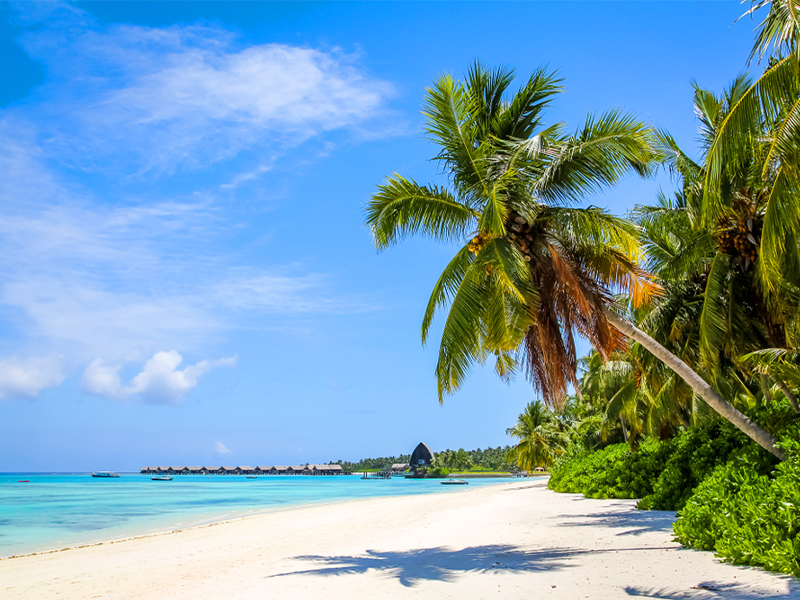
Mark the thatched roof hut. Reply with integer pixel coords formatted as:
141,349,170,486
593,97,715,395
410,442,434,468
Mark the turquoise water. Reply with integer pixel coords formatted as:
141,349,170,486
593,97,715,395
0,473,513,557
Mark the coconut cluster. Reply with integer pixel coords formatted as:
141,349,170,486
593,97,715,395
468,234,487,255
506,210,535,262
716,217,760,264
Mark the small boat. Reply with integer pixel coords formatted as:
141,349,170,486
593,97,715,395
440,479,468,485
92,471,120,478
151,475,173,481
246,475,257,479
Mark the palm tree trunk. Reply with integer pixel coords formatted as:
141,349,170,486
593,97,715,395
760,374,774,404
619,417,629,442
603,309,785,461
773,376,800,413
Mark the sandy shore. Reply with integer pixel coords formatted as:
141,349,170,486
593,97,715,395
1,479,797,599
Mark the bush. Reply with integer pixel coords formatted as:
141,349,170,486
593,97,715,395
548,440,673,500
638,424,753,510
549,418,800,577
549,424,765,511
673,449,800,576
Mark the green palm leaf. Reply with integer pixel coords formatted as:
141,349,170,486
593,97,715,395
366,175,478,249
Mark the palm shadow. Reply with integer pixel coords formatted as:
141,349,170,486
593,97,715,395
271,543,676,587
559,508,676,536
625,579,800,598
270,544,578,587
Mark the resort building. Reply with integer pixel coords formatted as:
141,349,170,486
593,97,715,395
409,442,434,477
391,463,409,474
139,464,347,475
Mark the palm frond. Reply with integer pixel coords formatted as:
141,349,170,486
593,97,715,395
531,110,658,204
366,175,478,249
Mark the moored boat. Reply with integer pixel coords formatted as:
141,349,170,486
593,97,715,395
92,471,120,478
151,475,173,481
440,479,468,485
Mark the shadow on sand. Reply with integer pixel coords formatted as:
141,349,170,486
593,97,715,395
624,579,800,599
270,543,674,588
558,508,676,537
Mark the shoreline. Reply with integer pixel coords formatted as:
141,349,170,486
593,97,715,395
0,483,483,561
2,479,797,599
0,473,515,559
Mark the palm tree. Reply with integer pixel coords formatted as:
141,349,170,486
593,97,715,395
638,79,800,410
506,400,570,470
366,64,657,407
366,64,785,459
704,1,800,297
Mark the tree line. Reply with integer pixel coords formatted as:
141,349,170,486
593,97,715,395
339,446,514,472
365,2,800,463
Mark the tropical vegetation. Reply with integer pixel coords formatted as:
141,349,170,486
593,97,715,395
365,0,800,578
340,445,514,473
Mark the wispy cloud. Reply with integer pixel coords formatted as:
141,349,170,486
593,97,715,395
0,356,64,400
215,441,231,455
13,5,395,176
82,351,238,404
0,5,394,401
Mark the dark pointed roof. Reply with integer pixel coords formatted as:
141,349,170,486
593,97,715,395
410,442,434,465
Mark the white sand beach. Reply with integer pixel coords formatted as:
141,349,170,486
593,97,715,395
1,479,797,600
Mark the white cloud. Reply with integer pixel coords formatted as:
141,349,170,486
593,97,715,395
215,441,231,455
80,359,124,399
0,356,64,400
81,351,237,404
0,7,391,402
14,16,395,175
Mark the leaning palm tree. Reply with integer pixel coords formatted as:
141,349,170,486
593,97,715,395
366,64,785,459
506,400,570,470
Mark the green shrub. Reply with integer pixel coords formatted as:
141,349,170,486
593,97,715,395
673,448,800,576
549,424,765,511
638,424,750,510
548,397,798,577
549,440,673,500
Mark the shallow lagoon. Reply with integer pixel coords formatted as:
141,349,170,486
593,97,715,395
0,473,514,556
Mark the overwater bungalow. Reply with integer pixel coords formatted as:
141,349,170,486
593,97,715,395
391,463,409,473
309,464,344,475
139,463,347,476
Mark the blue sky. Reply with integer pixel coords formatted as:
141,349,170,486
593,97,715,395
0,1,762,471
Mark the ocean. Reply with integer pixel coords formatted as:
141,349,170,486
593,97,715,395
0,473,514,557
